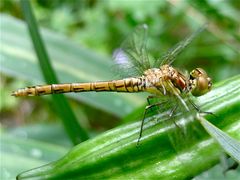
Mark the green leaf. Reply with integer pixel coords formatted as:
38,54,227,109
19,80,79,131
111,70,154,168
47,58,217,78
0,133,68,180
197,114,240,163
17,75,240,179
0,14,145,117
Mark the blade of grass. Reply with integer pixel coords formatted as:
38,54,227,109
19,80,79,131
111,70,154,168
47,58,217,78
197,114,240,163
20,0,89,144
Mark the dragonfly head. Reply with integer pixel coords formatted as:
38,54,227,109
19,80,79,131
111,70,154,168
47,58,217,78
189,68,212,96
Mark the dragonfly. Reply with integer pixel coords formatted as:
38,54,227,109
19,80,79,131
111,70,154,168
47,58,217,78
12,24,212,144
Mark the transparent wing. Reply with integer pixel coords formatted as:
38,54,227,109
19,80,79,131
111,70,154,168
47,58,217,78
149,80,199,150
113,24,151,78
152,94,197,151
154,25,207,68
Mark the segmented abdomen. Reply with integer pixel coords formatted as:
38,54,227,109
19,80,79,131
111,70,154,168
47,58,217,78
12,78,144,97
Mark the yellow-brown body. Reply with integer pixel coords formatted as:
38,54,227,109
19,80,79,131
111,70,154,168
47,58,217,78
12,65,210,98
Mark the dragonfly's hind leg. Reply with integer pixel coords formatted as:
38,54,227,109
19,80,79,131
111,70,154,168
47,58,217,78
146,95,158,105
137,96,167,146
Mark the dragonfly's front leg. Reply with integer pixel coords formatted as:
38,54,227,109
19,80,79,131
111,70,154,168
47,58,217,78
188,98,217,117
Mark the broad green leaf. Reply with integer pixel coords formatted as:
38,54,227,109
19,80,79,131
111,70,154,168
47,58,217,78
0,14,145,117
17,75,240,179
0,133,68,180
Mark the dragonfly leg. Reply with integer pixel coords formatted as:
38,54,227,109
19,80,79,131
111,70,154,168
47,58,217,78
146,96,161,114
169,105,178,117
137,101,166,146
189,99,217,117
172,120,183,134
168,105,183,129
160,79,166,95
146,95,167,108
147,95,157,105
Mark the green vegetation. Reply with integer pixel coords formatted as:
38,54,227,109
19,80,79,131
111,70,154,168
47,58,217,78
16,75,240,179
1,0,239,179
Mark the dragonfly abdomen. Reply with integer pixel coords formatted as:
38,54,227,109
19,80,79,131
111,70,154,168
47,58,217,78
12,78,144,97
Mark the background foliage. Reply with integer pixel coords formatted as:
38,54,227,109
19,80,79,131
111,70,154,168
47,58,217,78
0,0,239,179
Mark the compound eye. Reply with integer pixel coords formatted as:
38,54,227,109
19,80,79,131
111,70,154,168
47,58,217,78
190,68,212,96
198,76,210,91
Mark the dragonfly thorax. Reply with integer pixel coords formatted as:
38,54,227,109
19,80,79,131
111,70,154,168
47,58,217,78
143,65,188,96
